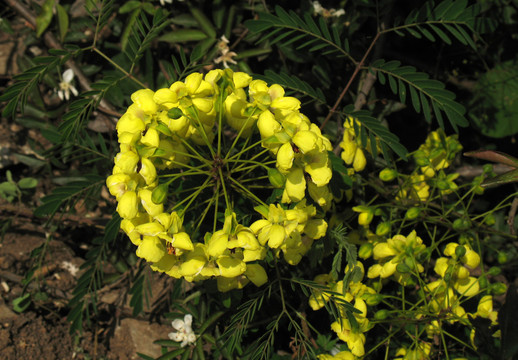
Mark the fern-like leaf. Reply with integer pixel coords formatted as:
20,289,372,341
33,174,105,219
245,6,353,63
220,290,266,354
67,213,121,334
0,52,69,119
369,60,468,132
125,9,169,73
57,75,124,142
388,0,480,49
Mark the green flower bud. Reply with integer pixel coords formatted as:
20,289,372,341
374,309,389,320
484,214,496,226
478,276,488,290
436,179,450,190
363,293,383,306
151,183,168,204
267,167,286,188
453,218,470,231
497,251,508,265
455,245,467,258
379,168,397,182
405,207,421,220
358,243,373,259
167,107,184,119
371,281,383,293
487,266,501,276
375,222,391,236
491,282,507,295
396,263,411,273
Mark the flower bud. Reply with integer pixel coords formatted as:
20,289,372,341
405,207,420,220
396,263,411,273
374,309,389,320
490,282,507,295
152,183,168,204
358,243,373,259
455,245,467,259
453,218,470,231
487,266,501,276
168,107,184,119
363,293,383,306
375,222,391,236
379,168,397,182
497,251,508,264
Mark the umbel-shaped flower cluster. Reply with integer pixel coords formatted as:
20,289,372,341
106,69,331,291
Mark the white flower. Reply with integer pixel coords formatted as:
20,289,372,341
214,35,237,68
57,69,78,101
159,0,173,5
168,314,197,347
312,1,345,18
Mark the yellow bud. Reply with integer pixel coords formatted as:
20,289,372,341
117,190,138,219
276,142,295,171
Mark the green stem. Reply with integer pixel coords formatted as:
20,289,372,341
92,47,147,88
218,168,232,212
172,177,212,216
228,176,267,207
178,137,213,167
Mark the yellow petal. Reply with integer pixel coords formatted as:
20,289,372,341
245,264,268,286
136,235,165,262
217,256,247,277
131,89,157,114
285,167,306,202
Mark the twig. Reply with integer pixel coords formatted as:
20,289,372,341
508,197,518,235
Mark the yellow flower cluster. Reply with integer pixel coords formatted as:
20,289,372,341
394,129,462,202
107,69,331,290
251,201,327,265
424,242,480,320
366,230,427,286
414,128,462,178
309,262,376,357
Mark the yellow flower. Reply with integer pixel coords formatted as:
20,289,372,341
475,295,498,325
